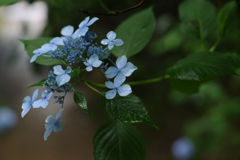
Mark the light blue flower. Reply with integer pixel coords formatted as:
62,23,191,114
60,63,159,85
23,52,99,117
72,16,99,38
105,76,132,99
21,89,38,117
41,37,64,52
83,54,102,72
61,25,74,37
53,65,72,87
101,31,123,50
44,108,64,141
105,55,137,82
32,91,53,108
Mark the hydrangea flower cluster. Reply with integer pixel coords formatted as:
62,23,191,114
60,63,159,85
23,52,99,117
21,16,137,140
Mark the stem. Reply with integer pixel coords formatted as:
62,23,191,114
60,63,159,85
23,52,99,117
98,0,116,14
85,80,106,88
84,80,104,96
209,36,222,52
126,75,170,86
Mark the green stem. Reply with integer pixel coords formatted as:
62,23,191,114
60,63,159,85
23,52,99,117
84,81,104,96
126,75,170,86
209,36,222,52
98,0,116,14
85,80,106,88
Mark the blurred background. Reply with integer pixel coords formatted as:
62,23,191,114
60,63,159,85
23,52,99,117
0,0,240,159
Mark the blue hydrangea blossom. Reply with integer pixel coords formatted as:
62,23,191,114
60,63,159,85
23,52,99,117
72,16,99,38
101,31,124,50
83,54,102,72
44,108,64,141
105,76,132,99
60,25,74,38
105,55,137,83
53,65,72,87
21,89,38,117
32,91,53,108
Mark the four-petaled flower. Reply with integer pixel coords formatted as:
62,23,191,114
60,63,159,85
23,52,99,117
101,31,123,50
44,108,64,141
21,89,38,117
33,91,53,108
72,16,99,38
41,37,64,52
105,55,137,83
53,65,72,87
105,76,132,99
83,54,102,72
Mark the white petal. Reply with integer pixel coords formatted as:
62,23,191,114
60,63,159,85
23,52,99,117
53,65,65,75
116,55,127,69
56,74,71,86
114,73,126,87
105,89,117,99
105,66,118,78
117,84,132,96
44,127,54,141
105,81,115,89
121,62,138,77
113,39,123,46
61,25,74,36
101,39,110,45
106,31,116,40
54,121,63,132
87,17,99,26
55,108,64,121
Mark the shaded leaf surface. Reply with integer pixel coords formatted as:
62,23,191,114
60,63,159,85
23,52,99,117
74,91,93,117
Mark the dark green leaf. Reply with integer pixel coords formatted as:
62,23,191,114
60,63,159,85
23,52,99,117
101,94,158,129
0,0,20,6
218,1,237,36
69,68,80,77
179,0,217,40
73,91,93,117
93,121,145,160
225,52,240,68
112,7,155,58
167,52,236,80
20,38,66,66
26,79,46,89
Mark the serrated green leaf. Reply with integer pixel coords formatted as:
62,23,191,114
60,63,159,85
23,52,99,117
0,0,20,6
225,52,240,68
218,1,237,36
26,79,46,89
167,52,236,80
179,0,217,40
112,7,155,58
93,121,145,160
20,38,66,66
73,91,93,117
101,94,158,129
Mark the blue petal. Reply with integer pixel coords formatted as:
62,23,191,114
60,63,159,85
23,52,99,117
21,106,31,118
87,17,99,26
72,27,88,38
46,92,53,100
61,25,74,37
54,120,63,132
66,66,72,73
105,81,115,89
114,73,126,87
56,74,71,86
40,99,49,108
83,61,90,67
105,66,118,78
41,43,57,52
121,62,138,77
32,89,38,101
21,101,30,109
86,66,93,72
53,65,65,75
101,39,110,45
79,17,90,28
105,89,117,99
116,55,127,69
113,39,124,46
23,96,31,103
44,127,54,141
106,31,116,40
50,37,64,45
30,54,38,63
108,42,115,50
55,108,64,121
45,115,55,129
32,99,44,108
117,84,132,96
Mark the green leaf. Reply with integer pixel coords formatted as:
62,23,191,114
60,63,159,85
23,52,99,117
225,52,240,68
69,68,80,77
73,91,93,117
20,38,66,66
26,79,46,89
218,1,237,36
101,94,158,129
0,0,20,6
179,0,217,40
167,52,236,81
93,121,145,160
112,7,155,58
